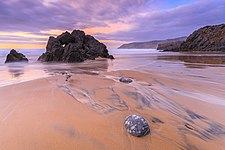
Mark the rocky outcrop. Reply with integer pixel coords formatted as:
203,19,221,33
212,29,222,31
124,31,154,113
38,30,114,63
157,41,183,51
177,24,225,51
118,37,186,49
5,49,28,63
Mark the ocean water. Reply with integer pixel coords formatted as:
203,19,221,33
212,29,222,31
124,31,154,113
0,48,225,87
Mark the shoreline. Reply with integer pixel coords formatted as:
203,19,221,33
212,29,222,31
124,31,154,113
0,76,51,88
0,69,225,149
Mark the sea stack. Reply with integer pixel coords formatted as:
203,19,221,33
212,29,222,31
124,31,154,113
5,49,28,63
38,30,114,63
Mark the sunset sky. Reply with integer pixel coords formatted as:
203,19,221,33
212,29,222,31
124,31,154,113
0,0,224,49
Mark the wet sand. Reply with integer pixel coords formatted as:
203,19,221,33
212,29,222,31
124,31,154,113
0,69,225,150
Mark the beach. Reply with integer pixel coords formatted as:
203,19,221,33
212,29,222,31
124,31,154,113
1,0,225,149
0,49,225,149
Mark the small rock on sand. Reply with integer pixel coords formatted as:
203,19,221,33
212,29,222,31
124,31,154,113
152,117,164,124
119,77,133,83
124,114,150,137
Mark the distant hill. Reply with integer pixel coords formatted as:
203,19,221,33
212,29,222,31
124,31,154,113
118,37,187,49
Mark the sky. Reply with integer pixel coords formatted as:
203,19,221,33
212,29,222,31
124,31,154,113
0,0,224,49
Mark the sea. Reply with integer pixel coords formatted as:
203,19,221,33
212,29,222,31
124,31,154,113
0,48,225,87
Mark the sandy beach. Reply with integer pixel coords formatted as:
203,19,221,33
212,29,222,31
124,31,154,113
0,0,225,149
0,68,225,150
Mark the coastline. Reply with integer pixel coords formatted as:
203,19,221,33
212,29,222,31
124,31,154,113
0,76,50,88
0,69,225,149
0,2,224,149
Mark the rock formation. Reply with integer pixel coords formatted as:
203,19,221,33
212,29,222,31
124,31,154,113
38,30,114,62
5,49,28,63
157,41,183,51
177,24,225,51
118,37,186,49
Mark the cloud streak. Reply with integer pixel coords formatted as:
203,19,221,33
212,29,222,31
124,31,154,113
0,0,224,48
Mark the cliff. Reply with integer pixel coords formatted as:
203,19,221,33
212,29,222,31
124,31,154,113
157,41,183,51
177,24,225,51
118,37,186,49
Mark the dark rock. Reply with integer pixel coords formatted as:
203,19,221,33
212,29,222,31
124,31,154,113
65,72,72,81
124,114,150,137
119,77,133,83
84,35,108,58
65,50,84,63
157,41,183,51
46,36,62,52
71,30,85,44
63,43,84,62
38,52,53,62
57,31,74,45
108,55,115,59
185,123,194,130
175,24,225,51
152,117,164,124
53,47,64,61
5,49,28,63
38,30,114,63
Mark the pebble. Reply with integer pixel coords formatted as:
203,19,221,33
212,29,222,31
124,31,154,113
124,114,150,137
152,117,164,124
119,77,133,83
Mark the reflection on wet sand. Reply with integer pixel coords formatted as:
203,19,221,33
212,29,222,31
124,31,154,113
1,69,224,149
54,70,225,149
1,51,225,149
7,63,24,78
42,59,110,76
157,55,225,68
1,52,225,149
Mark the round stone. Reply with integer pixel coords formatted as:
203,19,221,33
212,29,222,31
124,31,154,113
124,114,150,137
119,77,133,83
